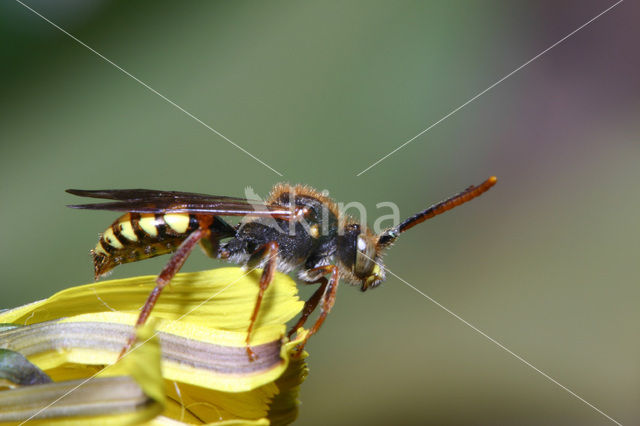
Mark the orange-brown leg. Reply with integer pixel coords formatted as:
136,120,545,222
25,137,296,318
287,277,328,339
245,241,279,361
293,265,339,357
118,227,207,359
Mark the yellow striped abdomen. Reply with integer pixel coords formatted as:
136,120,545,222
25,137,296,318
92,212,199,279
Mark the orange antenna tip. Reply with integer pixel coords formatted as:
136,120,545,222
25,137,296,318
393,176,498,235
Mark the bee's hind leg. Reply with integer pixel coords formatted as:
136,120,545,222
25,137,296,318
118,226,207,360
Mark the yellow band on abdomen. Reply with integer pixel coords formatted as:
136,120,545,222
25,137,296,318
102,227,124,249
118,219,138,242
164,213,190,234
138,215,158,237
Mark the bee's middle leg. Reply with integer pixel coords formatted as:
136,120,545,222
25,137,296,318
245,241,279,361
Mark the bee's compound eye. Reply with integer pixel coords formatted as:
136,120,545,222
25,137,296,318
354,235,375,278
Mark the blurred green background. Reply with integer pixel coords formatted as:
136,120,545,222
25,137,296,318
1,1,638,424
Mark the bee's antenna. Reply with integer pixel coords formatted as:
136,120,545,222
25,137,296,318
377,176,497,247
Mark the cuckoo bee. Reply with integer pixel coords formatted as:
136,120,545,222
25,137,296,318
67,176,497,359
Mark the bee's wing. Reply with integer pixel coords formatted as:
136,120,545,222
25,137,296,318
66,188,292,218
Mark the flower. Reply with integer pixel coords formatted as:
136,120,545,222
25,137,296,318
0,267,308,425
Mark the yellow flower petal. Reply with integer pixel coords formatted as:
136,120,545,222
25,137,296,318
0,268,303,332
1,315,296,393
0,267,310,424
0,325,164,425
99,323,165,406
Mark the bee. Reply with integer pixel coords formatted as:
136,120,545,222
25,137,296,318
67,176,497,360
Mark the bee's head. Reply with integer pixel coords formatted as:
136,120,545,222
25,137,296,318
336,223,386,291
336,177,497,292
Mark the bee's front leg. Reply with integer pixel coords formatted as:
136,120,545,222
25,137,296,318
287,276,328,339
292,264,339,358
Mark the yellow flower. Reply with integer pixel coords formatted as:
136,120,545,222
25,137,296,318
0,267,308,425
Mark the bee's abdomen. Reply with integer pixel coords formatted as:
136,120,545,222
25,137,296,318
92,212,199,279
